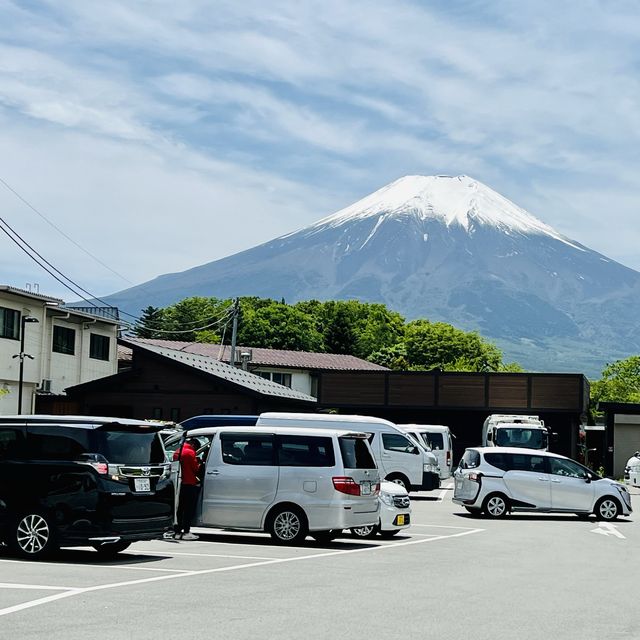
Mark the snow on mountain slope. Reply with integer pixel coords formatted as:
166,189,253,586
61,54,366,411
297,175,583,251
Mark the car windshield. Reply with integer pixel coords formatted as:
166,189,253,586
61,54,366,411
495,427,547,449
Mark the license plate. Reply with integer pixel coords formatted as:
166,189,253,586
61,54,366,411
134,478,151,492
397,514,405,526
360,481,371,495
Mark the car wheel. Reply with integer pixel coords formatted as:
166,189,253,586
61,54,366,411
267,505,308,544
92,541,132,557
350,524,378,538
378,529,400,539
386,474,411,492
464,507,482,517
594,497,620,521
9,511,58,559
482,493,509,518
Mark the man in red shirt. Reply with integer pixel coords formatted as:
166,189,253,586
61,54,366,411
172,438,202,540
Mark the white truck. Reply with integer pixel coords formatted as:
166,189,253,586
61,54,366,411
482,414,552,451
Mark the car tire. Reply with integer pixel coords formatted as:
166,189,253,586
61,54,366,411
350,524,379,539
9,511,58,559
378,529,401,539
267,505,308,544
386,474,411,492
311,530,339,543
594,497,620,521
92,541,132,557
482,493,509,518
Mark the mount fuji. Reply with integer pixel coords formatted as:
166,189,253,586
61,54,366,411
102,175,640,375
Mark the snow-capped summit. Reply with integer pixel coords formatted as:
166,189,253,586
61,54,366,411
309,175,578,248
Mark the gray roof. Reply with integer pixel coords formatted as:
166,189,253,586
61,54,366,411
122,340,316,404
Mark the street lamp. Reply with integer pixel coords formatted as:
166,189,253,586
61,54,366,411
13,315,39,414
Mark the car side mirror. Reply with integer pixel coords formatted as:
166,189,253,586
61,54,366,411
585,474,592,483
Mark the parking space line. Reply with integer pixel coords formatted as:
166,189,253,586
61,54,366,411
411,523,480,530
139,550,276,560
0,583,79,591
0,527,484,618
436,482,454,502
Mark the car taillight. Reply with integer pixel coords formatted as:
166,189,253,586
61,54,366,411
373,482,380,495
468,472,482,482
88,461,108,474
332,476,360,496
446,451,451,467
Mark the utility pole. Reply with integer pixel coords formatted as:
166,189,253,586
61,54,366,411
229,298,239,367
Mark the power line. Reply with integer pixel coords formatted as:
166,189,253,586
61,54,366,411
0,174,134,285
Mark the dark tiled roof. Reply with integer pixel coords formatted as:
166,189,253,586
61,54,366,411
121,340,316,403
0,285,63,304
123,338,388,371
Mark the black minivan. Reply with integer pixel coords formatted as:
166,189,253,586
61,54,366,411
0,415,175,559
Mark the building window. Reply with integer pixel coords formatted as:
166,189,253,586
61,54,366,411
89,334,110,361
0,307,19,340
53,326,76,355
170,408,181,422
152,407,163,419
256,371,292,388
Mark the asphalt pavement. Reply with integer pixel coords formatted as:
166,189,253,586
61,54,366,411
1,483,638,640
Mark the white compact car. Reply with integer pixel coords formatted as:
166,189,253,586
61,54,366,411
624,452,640,488
350,480,411,538
453,447,632,520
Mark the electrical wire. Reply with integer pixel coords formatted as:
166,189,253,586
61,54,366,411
0,175,133,285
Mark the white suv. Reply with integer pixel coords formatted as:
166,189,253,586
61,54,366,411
350,480,411,538
453,447,632,520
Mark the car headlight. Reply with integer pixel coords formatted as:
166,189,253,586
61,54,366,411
423,463,438,473
380,492,394,506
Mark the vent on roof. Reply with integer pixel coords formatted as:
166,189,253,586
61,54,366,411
238,348,252,370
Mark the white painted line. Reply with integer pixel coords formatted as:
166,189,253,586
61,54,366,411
436,482,454,502
0,528,484,618
590,523,626,539
0,583,79,591
411,523,481,530
138,550,276,560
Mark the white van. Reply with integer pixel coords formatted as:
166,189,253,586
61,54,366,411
257,413,440,493
398,424,454,480
166,425,380,544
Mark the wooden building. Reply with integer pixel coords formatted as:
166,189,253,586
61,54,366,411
317,370,590,461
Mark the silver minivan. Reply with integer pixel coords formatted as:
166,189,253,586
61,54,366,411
453,447,632,520
166,426,380,544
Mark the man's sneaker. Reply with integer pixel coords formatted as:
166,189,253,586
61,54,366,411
181,532,199,541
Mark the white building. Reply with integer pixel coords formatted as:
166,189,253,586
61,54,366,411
0,286,119,415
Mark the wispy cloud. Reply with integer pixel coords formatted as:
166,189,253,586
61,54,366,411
0,0,639,300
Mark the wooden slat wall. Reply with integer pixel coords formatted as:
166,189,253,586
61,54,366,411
531,377,581,410
319,373,386,405
439,375,485,407
488,374,528,408
388,374,435,406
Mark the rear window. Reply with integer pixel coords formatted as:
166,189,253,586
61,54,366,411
26,426,166,464
423,433,444,450
339,437,376,469
276,435,335,467
460,449,480,469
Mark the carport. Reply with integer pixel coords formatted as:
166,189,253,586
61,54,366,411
317,371,589,463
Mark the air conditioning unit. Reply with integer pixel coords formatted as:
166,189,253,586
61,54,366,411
40,379,52,392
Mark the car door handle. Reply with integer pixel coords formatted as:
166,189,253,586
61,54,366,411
207,470,220,476
551,479,562,483
538,477,549,481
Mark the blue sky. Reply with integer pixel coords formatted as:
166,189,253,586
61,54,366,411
1,0,639,301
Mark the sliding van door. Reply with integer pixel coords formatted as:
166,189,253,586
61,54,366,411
201,433,277,529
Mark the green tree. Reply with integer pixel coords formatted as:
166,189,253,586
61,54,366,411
161,297,230,342
591,356,640,406
402,320,504,371
238,301,325,351
133,306,166,338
